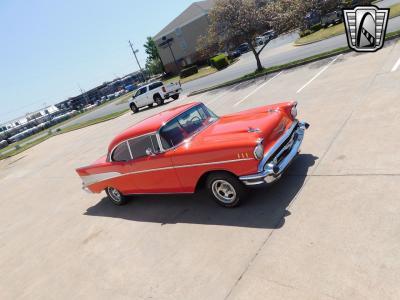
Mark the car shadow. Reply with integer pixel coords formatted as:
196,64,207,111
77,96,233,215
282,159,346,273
84,154,318,229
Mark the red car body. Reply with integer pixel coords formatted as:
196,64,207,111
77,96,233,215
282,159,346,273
76,101,308,205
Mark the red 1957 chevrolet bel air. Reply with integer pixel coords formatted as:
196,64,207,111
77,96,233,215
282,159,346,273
76,101,309,207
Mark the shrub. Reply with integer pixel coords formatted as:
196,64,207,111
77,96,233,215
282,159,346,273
210,54,230,70
180,65,198,78
310,23,322,32
300,30,313,37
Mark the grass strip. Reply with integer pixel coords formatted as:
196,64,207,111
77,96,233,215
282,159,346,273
163,66,218,85
60,109,130,133
0,133,53,159
188,30,400,97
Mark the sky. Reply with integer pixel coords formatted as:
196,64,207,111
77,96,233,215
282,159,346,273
0,0,195,124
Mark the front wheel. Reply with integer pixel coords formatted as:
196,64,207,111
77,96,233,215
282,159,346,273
105,187,128,206
171,94,179,100
206,172,246,208
130,103,138,113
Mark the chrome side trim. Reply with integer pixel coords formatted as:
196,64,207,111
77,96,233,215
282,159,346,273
81,158,254,188
258,120,298,172
81,172,122,187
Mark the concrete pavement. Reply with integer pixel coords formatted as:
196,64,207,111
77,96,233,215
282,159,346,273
1,38,400,299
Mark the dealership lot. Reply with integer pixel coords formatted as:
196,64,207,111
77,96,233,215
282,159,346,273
1,40,400,299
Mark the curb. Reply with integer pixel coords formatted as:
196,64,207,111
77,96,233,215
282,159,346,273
188,33,400,97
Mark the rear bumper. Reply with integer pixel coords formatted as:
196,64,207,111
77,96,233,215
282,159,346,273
239,121,309,186
165,88,182,97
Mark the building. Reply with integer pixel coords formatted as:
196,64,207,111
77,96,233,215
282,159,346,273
154,0,215,74
56,71,145,111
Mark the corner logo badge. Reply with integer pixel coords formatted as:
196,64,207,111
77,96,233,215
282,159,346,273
343,6,390,52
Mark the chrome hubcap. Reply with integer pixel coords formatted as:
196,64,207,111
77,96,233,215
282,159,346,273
211,180,237,204
107,187,122,203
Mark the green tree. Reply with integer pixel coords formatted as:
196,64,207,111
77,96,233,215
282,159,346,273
144,37,164,75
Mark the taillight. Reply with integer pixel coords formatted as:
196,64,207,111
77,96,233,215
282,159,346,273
162,87,166,92
291,104,297,119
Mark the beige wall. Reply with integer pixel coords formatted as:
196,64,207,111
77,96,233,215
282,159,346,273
155,14,210,74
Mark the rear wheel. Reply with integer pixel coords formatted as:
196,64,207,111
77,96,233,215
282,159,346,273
206,172,246,208
105,187,128,206
154,95,164,106
130,103,138,113
171,94,179,100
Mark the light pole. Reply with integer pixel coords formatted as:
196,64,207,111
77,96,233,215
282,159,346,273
159,36,179,73
129,40,146,82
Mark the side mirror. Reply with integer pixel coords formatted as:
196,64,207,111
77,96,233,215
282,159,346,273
146,148,155,156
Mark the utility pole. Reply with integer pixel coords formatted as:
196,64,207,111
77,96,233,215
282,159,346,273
78,84,89,106
129,40,146,82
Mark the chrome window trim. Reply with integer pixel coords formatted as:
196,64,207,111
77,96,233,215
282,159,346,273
109,131,158,162
157,103,219,153
258,120,298,172
108,103,217,160
126,141,133,159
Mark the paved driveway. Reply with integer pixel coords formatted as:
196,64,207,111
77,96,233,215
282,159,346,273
1,39,400,299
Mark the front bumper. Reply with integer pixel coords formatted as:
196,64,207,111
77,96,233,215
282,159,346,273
239,121,309,186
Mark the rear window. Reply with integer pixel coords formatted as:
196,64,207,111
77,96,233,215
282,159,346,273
111,142,131,161
128,134,160,160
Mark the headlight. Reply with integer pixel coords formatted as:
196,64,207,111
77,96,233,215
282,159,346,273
291,105,297,119
254,144,264,160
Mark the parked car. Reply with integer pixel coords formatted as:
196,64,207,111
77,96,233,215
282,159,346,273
0,139,8,150
262,30,277,40
321,10,343,28
228,49,241,60
255,35,269,46
76,101,309,207
128,81,182,113
304,11,322,29
236,43,250,54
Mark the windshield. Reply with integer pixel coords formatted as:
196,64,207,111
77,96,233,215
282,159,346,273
159,104,218,150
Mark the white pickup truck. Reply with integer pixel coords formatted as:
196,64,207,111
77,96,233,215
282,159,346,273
128,81,182,113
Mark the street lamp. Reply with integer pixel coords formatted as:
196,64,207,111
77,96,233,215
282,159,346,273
159,36,180,73
129,40,146,82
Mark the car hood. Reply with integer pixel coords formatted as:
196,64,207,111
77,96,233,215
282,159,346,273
191,108,292,149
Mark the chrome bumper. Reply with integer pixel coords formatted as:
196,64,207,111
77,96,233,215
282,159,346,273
239,121,309,186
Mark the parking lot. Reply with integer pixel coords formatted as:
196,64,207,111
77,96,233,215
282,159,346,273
1,39,400,300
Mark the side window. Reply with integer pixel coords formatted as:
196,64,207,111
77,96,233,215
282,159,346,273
140,87,147,94
128,134,160,160
111,142,131,162
149,82,163,91
135,87,147,97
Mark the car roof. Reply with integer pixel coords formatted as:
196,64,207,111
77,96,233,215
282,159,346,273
108,102,200,153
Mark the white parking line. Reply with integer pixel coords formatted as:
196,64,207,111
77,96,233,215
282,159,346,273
391,56,400,72
206,81,246,105
296,54,342,94
233,71,283,107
